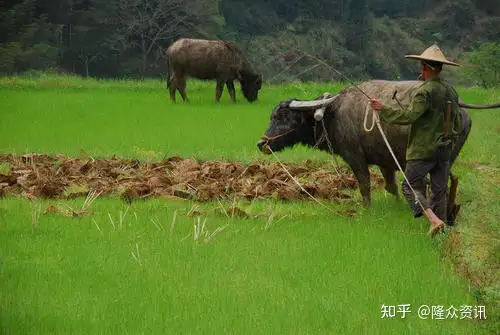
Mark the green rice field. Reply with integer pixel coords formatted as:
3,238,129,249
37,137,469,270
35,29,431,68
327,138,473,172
0,74,498,334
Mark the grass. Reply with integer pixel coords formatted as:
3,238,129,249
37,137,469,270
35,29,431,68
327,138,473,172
0,197,483,334
0,74,498,334
0,75,344,163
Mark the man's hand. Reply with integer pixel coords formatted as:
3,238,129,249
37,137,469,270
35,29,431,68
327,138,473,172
369,98,384,111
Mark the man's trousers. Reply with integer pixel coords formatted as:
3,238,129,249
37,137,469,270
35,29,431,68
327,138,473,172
401,158,450,221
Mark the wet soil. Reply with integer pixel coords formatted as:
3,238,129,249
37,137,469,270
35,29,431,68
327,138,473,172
0,153,385,203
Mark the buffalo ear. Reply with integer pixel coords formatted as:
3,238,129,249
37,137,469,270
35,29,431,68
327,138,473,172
279,99,295,108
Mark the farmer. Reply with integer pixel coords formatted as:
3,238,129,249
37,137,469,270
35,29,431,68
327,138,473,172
369,44,461,236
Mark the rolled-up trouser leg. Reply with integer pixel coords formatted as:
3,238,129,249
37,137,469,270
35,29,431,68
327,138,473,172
401,159,435,217
429,160,450,221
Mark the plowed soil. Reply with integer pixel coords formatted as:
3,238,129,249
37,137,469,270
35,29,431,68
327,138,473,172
0,153,385,202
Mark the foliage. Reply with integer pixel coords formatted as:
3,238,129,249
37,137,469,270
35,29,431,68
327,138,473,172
0,0,499,82
458,42,500,88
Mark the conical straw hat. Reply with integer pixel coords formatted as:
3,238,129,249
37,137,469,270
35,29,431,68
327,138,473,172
405,44,460,67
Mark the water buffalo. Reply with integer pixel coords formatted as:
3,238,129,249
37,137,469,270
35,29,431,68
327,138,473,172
257,80,499,207
166,38,262,103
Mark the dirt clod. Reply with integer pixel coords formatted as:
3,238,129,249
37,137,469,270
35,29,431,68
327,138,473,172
0,154,385,202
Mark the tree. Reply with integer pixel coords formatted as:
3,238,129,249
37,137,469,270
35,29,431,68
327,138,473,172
69,1,122,77
0,2,61,73
1,0,500,80
117,0,221,77
459,42,500,88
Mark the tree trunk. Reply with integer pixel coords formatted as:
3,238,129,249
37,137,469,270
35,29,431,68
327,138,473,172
85,56,89,77
481,77,488,89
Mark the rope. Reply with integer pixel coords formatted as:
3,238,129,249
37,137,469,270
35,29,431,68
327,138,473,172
267,147,337,214
363,104,376,132
363,104,428,214
260,129,295,141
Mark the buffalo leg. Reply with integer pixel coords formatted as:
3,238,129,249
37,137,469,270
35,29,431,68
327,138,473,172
178,76,188,102
226,80,236,103
215,80,225,102
344,158,371,206
380,166,399,198
168,77,177,103
354,168,372,207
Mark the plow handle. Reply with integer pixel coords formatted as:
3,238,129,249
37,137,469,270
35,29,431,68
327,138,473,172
446,174,460,224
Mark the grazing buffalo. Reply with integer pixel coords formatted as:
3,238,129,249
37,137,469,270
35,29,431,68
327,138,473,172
166,38,262,103
257,80,499,207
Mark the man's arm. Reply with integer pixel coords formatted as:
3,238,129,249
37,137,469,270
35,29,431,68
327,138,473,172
371,91,429,125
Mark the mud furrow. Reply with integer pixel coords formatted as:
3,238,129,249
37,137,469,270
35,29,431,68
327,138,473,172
0,153,385,202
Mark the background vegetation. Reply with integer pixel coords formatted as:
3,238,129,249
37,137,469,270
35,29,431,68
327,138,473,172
1,0,500,86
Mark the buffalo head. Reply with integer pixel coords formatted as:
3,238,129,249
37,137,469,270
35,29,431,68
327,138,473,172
240,72,262,102
257,94,338,154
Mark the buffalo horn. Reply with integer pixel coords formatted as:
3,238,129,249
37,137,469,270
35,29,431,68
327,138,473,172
288,94,338,110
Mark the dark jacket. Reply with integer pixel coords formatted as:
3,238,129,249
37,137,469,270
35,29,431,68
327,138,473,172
379,76,461,160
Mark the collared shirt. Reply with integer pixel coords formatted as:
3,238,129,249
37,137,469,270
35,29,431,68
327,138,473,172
379,76,461,160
